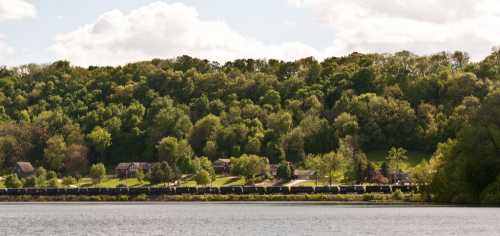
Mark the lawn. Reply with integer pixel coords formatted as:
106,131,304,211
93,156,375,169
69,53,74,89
179,176,246,187
73,175,247,188
76,177,149,188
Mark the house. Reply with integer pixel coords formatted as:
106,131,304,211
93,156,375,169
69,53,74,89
115,162,152,178
293,169,316,180
213,159,231,174
15,162,34,177
391,171,411,184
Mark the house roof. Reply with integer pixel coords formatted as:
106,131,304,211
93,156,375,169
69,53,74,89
293,169,316,176
115,163,131,170
214,159,231,165
16,162,34,174
116,162,152,171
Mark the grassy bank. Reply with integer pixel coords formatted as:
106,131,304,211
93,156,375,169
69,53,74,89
0,193,423,202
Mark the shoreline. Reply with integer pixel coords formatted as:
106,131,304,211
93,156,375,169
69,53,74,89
0,193,423,203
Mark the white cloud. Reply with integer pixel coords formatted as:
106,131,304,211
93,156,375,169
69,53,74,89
290,0,500,60
52,2,320,66
0,0,36,22
0,35,15,64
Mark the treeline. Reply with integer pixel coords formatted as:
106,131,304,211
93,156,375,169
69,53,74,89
0,50,499,203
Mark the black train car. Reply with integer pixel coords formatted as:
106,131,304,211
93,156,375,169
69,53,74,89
365,185,391,194
129,187,149,195
66,188,80,195
197,187,219,195
340,185,365,194
243,186,266,194
266,186,290,194
25,188,41,196
175,187,197,195
220,186,243,194
149,187,174,195
290,186,315,194
87,188,100,195
392,185,415,193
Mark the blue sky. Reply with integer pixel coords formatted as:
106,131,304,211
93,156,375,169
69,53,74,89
1,0,500,66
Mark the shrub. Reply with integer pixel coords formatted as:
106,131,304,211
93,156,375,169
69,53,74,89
47,178,61,188
89,163,106,184
276,162,292,180
23,176,39,188
46,170,58,180
194,170,211,186
62,176,77,186
392,189,404,200
4,174,23,188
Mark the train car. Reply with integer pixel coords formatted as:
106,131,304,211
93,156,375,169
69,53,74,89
392,185,414,193
365,185,391,194
66,188,80,195
175,187,197,195
242,186,266,194
220,186,243,194
290,186,315,194
129,187,149,195
266,186,290,194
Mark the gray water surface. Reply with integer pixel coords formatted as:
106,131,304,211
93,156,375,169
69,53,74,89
0,202,498,236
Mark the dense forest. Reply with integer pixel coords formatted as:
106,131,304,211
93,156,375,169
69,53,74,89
0,50,499,203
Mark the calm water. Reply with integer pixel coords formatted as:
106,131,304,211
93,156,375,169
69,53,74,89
0,203,499,236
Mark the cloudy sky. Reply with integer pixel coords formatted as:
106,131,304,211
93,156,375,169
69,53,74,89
1,0,500,66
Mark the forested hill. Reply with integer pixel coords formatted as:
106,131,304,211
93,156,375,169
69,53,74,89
0,51,499,203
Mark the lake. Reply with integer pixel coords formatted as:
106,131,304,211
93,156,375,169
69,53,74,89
0,202,498,235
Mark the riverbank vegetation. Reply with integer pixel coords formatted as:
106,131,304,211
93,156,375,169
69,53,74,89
0,50,499,203
0,193,423,203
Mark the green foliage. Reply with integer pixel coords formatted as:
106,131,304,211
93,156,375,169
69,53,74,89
136,170,145,183
194,169,211,186
23,176,39,188
305,151,346,185
157,136,193,173
89,163,106,184
147,161,177,185
47,177,61,188
276,162,292,180
44,135,67,171
62,176,77,186
4,174,23,188
230,154,270,182
0,52,497,203
386,147,408,171
87,127,111,160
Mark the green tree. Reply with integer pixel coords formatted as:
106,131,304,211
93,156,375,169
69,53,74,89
194,169,211,186
189,115,220,156
87,127,112,162
157,137,194,173
44,135,67,171
276,161,292,180
4,174,23,188
230,154,270,183
147,161,175,185
89,163,106,184
23,176,39,188
386,147,408,171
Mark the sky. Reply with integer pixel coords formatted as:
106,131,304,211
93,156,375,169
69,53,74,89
1,0,500,67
